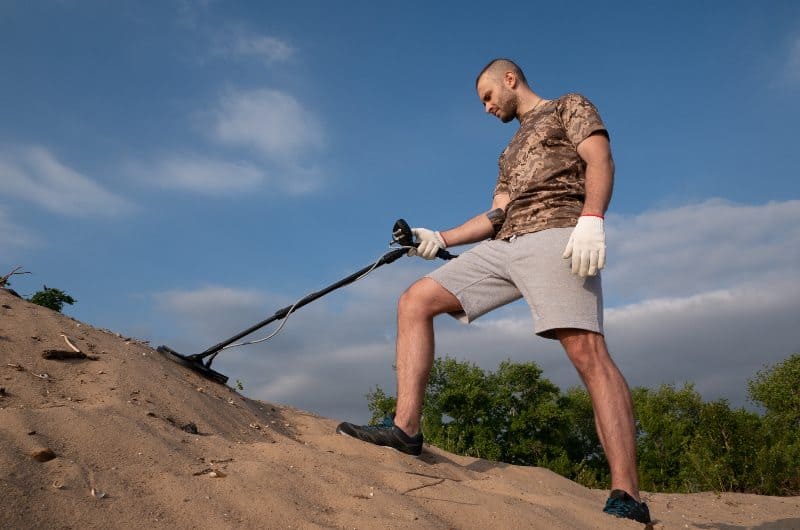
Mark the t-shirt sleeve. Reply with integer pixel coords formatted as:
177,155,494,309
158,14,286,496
493,162,509,198
560,93,608,147
493,149,510,198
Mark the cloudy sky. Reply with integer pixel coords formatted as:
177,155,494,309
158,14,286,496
2,1,798,423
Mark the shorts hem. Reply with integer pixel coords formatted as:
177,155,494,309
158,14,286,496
536,321,604,340
424,275,473,323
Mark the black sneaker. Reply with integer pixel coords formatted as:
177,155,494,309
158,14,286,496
335,415,423,456
603,489,652,524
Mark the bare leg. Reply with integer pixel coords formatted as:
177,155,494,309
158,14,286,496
392,278,462,436
554,329,641,501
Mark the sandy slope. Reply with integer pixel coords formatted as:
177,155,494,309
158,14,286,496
1,288,798,529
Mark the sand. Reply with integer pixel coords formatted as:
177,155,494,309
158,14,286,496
1,288,798,529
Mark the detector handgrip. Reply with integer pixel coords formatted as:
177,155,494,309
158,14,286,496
392,219,456,260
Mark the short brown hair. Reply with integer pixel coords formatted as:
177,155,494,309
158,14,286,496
476,58,528,87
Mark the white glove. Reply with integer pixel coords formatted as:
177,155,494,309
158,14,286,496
562,216,606,277
410,228,446,260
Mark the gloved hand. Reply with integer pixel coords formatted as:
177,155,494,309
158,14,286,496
562,215,606,277
410,228,446,260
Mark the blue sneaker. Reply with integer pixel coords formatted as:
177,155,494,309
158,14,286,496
603,489,652,524
336,415,423,456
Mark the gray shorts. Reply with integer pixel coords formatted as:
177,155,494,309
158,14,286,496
426,227,603,339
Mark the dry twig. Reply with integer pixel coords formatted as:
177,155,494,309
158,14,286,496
0,266,31,287
60,334,82,353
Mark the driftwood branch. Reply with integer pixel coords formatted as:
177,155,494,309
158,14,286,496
0,266,31,287
42,349,88,360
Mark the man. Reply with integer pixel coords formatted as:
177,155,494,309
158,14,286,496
337,58,651,524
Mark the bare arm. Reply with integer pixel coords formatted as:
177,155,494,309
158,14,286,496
438,192,510,247
576,133,614,215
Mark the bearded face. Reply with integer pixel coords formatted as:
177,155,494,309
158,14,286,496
477,75,518,123
494,85,518,122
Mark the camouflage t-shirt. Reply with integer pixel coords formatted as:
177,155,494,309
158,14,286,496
493,93,607,240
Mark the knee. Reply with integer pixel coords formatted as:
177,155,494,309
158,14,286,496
398,281,431,319
397,279,449,320
558,330,611,376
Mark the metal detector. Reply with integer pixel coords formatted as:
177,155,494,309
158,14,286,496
157,219,455,385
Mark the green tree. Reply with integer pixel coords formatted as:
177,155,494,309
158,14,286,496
633,383,705,492
28,285,77,312
748,354,800,430
747,354,800,495
684,399,764,493
634,383,785,495
486,360,567,467
366,386,397,423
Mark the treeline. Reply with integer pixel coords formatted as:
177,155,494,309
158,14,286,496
366,354,800,496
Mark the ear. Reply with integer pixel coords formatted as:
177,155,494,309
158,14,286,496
503,71,517,89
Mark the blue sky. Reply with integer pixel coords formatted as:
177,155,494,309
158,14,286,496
2,1,799,422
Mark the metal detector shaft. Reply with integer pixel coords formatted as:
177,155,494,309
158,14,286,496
186,247,409,364
157,218,457,384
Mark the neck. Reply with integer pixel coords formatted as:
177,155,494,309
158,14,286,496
515,90,545,120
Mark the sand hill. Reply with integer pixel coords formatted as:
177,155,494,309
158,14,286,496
1,288,798,529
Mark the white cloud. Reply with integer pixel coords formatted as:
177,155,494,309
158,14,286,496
131,152,322,195
136,32,322,197
255,373,315,401
213,88,324,161
605,199,800,302
135,155,266,194
0,146,133,217
603,275,800,406
152,285,298,349
155,285,265,316
215,27,294,65
175,0,217,28
146,199,800,421
182,88,327,194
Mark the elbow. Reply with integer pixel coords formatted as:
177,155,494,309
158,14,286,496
491,192,511,211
